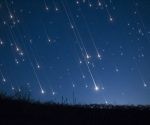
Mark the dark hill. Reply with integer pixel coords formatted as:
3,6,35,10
0,95,150,125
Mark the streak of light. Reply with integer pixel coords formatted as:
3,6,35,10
16,27,45,94
88,0,92,7
44,0,49,10
61,0,89,60
80,11,102,60
0,69,6,83
28,41,41,69
135,62,147,88
5,0,13,19
53,0,59,11
62,0,99,90
105,3,113,22
97,0,102,7
134,2,150,43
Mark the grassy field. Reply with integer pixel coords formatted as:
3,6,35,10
0,94,150,125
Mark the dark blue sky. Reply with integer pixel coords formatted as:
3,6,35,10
0,0,150,105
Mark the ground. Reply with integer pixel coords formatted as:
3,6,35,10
0,95,150,125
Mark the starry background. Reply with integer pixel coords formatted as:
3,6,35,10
0,0,150,105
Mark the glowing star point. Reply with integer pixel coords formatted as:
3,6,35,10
85,85,88,88
2,78,6,82
41,89,45,94
12,87,15,90
105,100,108,105
79,60,82,64
71,24,74,29
10,14,13,19
98,2,101,6
144,82,147,88
86,54,90,59
72,84,75,88
48,38,51,42
55,7,58,11
16,47,20,52
37,64,40,69
76,1,79,4
101,86,105,90
115,68,119,72
18,89,21,92
94,86,99,91
46,6,49,10
15,59,19,64
52,91,55,95
0,42,3,45
89,3,92,7
20,52,24,56
3,21,6,25
97,53,102,60
82,75,85,79
0,40,3,45
109,17,113,22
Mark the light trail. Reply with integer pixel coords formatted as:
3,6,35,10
0,69,6,83
62,0,99,91
80,10,102,60
103,0,113,22
44,0,49,10
53,0,59,11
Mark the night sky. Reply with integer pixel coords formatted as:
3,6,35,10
0,0,150,105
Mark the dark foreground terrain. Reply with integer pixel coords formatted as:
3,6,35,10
0,95,150,125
